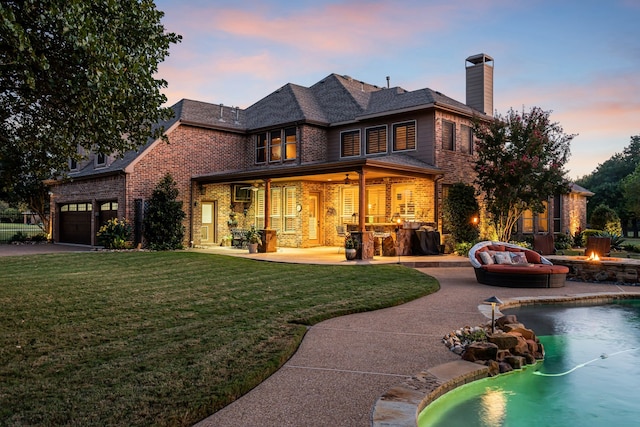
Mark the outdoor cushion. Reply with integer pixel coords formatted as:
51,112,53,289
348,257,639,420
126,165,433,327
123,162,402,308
510,252,528,264
482,264,568,275
494,251,512,264
479,251,494,265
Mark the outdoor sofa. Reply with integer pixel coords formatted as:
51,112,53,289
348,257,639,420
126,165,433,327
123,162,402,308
469,241,569,288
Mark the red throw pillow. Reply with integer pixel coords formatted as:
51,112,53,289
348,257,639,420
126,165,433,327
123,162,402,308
525,250,542,264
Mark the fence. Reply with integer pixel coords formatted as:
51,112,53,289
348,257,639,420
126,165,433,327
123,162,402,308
0,211,46,243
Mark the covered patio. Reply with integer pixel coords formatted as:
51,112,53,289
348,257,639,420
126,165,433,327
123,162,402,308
191,157,444,260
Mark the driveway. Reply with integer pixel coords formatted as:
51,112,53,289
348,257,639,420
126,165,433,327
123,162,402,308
0,243,93,257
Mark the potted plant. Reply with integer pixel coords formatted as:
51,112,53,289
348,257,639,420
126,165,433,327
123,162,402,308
245,226,261,254
344,233,358,260
220,234,232,247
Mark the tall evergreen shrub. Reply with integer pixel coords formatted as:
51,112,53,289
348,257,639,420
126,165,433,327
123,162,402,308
443,182,480,244
589,204,622,235
143,173,186,250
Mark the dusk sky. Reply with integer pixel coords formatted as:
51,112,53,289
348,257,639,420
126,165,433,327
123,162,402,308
154,0,640,180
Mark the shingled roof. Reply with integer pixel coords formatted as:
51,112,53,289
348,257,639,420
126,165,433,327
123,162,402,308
66,73,480,179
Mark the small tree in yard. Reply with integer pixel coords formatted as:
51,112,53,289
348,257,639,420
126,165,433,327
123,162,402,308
473,107,574,242
443,182,480,244
589,203,622,235
144,173,185,250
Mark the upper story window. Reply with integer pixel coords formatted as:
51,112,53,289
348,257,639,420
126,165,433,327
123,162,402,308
284,127,297,160
269,131,281,162
461,124,473,154
340,130,360,158
96,152,107,167
256,127,297,164
69,158,78,171
366,126,387,155
393,121,416,152
442,120,455,151
256,133,267,163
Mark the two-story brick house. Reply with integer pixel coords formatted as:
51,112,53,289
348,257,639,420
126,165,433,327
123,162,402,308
48,53,591,256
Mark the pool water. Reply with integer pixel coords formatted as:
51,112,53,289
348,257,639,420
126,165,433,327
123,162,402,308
418,300,640,427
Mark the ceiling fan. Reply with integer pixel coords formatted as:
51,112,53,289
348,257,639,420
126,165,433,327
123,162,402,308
240,182,262,192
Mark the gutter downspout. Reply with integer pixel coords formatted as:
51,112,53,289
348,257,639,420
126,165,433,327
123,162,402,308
434,174,445,232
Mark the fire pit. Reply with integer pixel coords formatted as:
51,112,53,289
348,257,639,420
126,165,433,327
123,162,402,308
548,254,640,284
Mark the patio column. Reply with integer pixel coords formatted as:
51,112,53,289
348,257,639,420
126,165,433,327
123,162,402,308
358,171,366,232
264,179,271,230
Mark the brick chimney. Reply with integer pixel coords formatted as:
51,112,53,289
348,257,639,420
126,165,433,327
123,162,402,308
465,53,494,116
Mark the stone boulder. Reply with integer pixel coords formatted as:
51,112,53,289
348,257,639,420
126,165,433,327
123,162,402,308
487,332,519,350
462,341,498,362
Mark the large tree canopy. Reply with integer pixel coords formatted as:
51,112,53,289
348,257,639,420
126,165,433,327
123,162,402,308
0,0,181,231
576,135,640,221
473,107,573,242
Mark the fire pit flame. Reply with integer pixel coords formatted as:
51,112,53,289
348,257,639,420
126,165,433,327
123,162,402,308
587,252,601,262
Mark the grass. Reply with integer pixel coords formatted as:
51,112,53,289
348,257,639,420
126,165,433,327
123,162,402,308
0,251,439,426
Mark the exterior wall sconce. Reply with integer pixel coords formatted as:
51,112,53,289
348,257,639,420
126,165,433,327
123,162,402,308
471,215,479,225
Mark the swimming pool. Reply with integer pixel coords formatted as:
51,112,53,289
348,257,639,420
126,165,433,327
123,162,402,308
418,300,640,426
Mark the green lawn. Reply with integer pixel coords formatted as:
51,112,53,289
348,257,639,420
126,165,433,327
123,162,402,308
0,251,439,426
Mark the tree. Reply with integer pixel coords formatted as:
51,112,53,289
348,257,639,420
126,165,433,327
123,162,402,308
443,182,480,243
621,163,640,218
143,173,185,250
0,1,181,233
589,203,622,235
576,135,640,236
473,107,573,242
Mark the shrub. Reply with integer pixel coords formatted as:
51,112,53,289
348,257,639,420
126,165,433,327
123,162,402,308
554,233,573,250
442,182,480,244
10,231,28,242
30,233,48,242
97,218,132,249
453,242,474,257
143,173,186,250
598,231,625,251
623,244,640,253
589,204,622,235
573,228,584,247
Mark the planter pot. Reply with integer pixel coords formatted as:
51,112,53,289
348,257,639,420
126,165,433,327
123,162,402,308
248,243,259,254
345,248,357,260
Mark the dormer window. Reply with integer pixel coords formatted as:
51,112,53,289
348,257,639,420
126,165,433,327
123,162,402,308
255,127,297,164
96,153,107,167
69,158,78,171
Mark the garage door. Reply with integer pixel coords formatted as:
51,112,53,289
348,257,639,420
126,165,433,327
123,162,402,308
59,203,92,245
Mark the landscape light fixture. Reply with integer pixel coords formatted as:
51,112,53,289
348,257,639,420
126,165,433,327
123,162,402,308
484,296,503,334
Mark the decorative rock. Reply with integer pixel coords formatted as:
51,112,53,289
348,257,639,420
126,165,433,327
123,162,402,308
504,355,525,369
507,327,536,340
512,336,530,356
461,342,498,362
486,360,500,376
452,345,464,355
524,352,537,365
499,362,513,373
495,315,518,329
487,332,519,350
501,322,526,332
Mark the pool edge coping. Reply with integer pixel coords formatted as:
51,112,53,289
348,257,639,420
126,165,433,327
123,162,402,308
371,291,640,427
